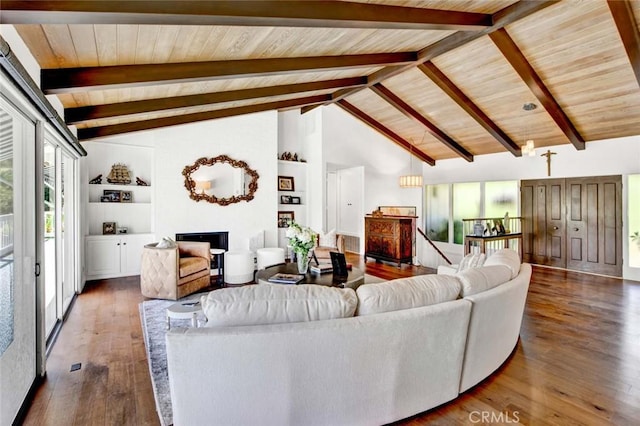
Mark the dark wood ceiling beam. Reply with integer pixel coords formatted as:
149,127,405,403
370,83,473,162
607,0,640,87
42,52,417,94
322,1,560,106
0,1,492,30
417,62,521,157
65,76,367,125
336,99,435,166
489,28,585,150
77,94,329,141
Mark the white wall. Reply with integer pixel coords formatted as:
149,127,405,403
88,111,279,250
321,105,424,257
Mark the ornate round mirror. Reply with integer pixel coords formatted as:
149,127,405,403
182,155,259,205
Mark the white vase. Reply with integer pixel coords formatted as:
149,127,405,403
296,251,310,274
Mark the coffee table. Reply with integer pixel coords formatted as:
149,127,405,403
255,263,364,290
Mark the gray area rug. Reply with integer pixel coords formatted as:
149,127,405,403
139,274,384,426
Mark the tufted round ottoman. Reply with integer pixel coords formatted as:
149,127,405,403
224,250,254,285
256,247,285,270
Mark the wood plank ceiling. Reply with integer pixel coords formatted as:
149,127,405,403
2,0,640,164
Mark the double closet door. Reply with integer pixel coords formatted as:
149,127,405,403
521,175,622,277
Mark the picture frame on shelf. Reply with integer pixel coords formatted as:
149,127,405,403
291,196,301,204
278,176,295,191
103,222,116,235
278,211,294,228
280,195,292,204
121,190,132,203
103,189,121,202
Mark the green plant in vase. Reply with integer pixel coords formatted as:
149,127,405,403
631,231,640,249
285,221,317,274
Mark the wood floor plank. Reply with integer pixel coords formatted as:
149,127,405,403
20,258,640,425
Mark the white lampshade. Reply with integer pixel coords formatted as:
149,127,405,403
195,180,211,193
399,175,423,188
522,139,536,157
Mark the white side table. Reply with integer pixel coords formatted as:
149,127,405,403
166,300,204,330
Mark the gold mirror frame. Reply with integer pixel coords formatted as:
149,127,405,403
182,155,259,206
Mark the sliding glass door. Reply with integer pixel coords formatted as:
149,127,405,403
43,137,78,342
0,95,37,426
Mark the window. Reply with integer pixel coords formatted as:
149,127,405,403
425,184,449,242
452,182,481,244
425,180,519,245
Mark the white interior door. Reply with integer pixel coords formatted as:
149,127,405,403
326,171,337,232
0,96,37,425
337,166,364,239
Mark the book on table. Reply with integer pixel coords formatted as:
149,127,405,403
268,273,305,284
310,263,333,274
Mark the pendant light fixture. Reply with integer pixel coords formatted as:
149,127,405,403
521,102,537,157
399,136,424,188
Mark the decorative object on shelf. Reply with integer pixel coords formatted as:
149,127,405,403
285,221,316,274
117,227,128,234
103,222,116,235
371,208,384,217
278,211,295,228
473,220,484,237
89,174,102,184
279,152,305,162
102,189,121,202
278,175,295,191
107,163,132,184
121,190,132,203
291,196,301,205
378,206,417,217
280,195,292,204
182,155,259,206
136,176,149,186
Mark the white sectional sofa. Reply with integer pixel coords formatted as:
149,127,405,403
166,249,531,425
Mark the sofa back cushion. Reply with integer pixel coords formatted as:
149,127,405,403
356,274,461,316
201,284,357,327
457,265,512,297
483,249,521,279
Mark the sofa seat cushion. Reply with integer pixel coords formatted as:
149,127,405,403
484,249,521,279
356,274,461,316
457,265,512,297
179,257,208,278
201,284,357,327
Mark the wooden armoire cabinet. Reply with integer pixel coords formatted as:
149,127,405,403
364,216,414,266
521,175,622,277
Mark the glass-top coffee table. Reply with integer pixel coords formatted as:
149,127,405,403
255,263,365,290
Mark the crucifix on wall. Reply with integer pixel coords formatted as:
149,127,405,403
541,149,557,176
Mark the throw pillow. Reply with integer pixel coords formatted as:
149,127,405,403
457,253,486,272
457,265,512,297
318,229,337,248
156,236,176,249
201,284,357,327
356,274,462,316
484,249,521,279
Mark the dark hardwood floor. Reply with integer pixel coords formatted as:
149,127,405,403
22,256,640,425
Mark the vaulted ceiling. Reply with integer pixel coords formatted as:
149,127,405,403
2,0,640,165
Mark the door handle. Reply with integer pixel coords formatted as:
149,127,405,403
573,227,579,232
553,226,558,230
